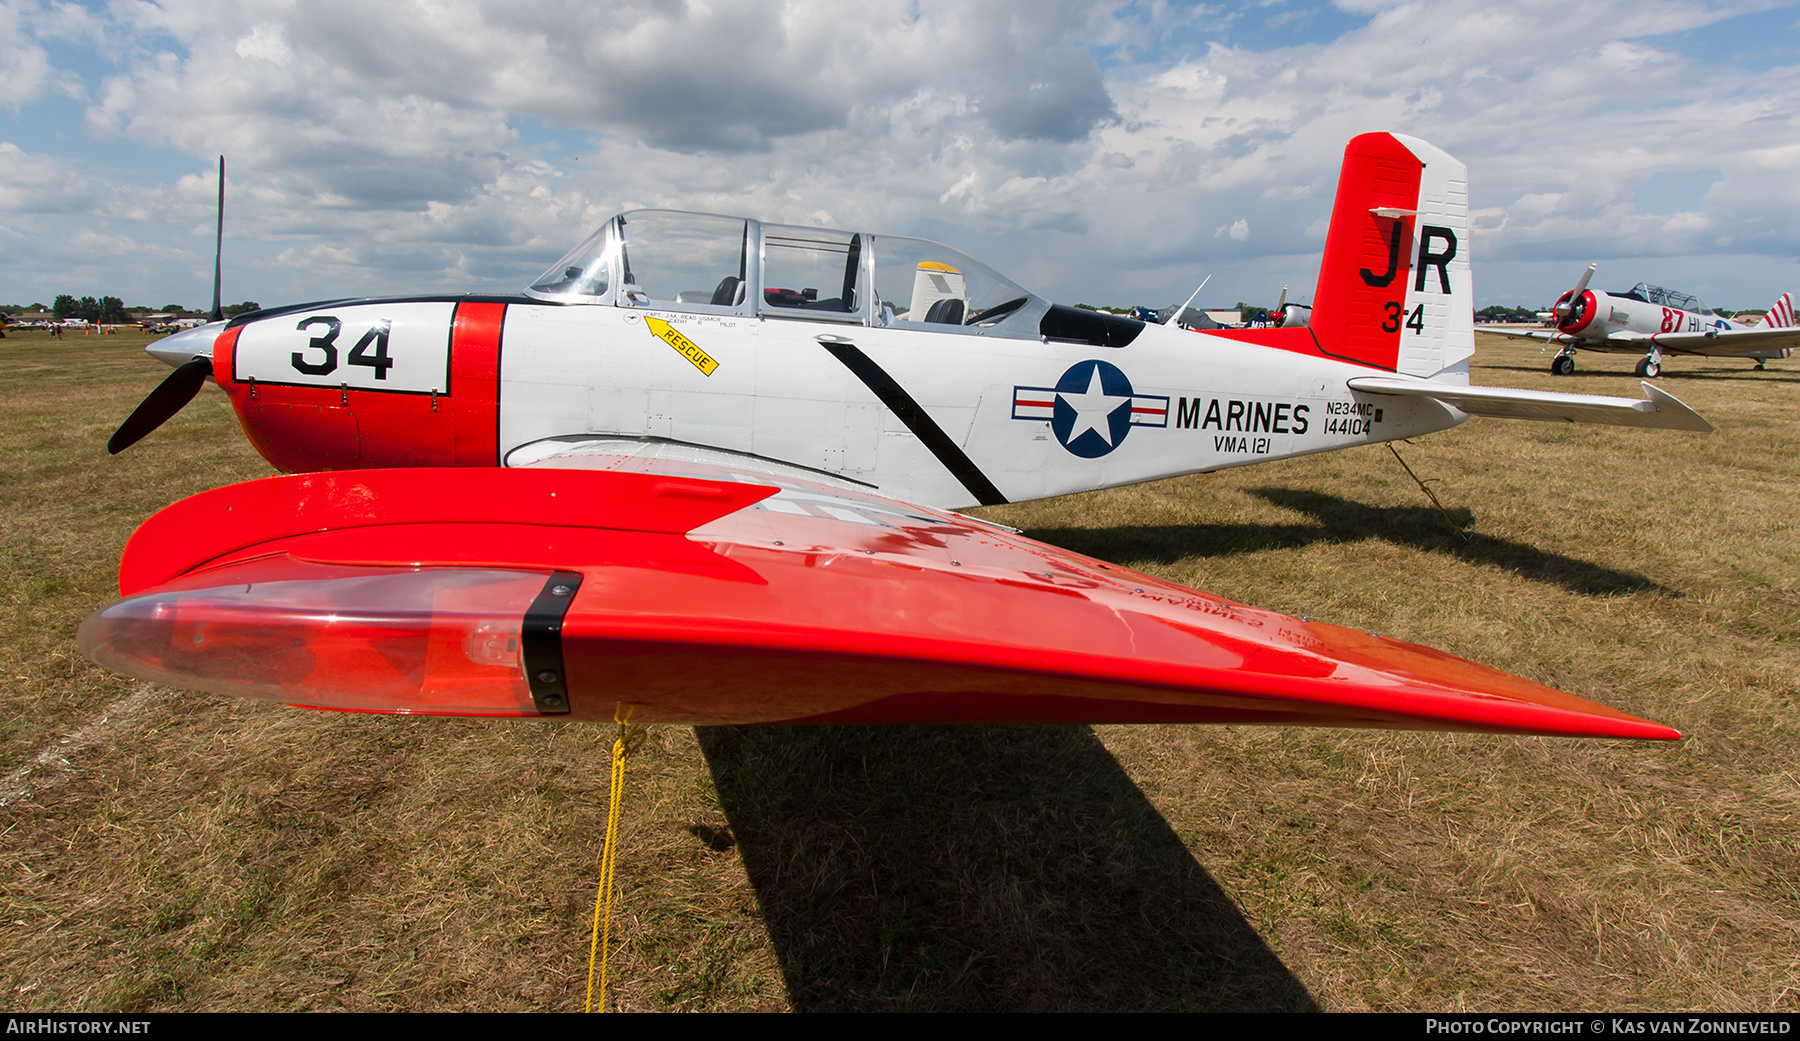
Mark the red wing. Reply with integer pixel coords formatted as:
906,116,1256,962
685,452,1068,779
80,451,1677,739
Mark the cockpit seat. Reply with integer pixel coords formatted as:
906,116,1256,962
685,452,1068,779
711,276,744,306
924,299,965,324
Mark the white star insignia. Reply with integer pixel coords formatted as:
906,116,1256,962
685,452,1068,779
1058,366,1129,446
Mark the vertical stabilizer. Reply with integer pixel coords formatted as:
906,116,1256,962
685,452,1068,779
1764,292,1795,329
1760,291,1795,361
1310,133,1474,383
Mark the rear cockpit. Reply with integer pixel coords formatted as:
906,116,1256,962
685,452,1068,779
525,209,1052,339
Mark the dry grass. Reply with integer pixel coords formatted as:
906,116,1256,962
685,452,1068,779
1,328,1795,1010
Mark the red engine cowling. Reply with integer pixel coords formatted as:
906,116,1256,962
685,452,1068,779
1556,290,1600,335
213,300,507,473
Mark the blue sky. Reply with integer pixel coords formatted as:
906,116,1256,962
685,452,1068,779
5,0,1800,313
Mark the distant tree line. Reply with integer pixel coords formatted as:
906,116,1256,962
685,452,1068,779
1476,305,1542,322
53,295,128,322
14,297,264,321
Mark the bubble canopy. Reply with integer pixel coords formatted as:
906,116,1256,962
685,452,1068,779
526,210,1040,334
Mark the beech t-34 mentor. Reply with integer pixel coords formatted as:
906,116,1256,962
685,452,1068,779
82,133,1693,740
1486,263,1798,377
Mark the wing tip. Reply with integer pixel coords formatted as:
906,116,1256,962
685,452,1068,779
1555,716,1682,742
1640,381,1714,432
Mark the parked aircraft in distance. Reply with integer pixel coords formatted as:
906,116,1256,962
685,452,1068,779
83,134,1688,740
1272,285,1310,328
1486,264,1798,375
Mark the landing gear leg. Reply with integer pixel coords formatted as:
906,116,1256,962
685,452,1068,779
1551,350,1575,376
1635,348,1662,378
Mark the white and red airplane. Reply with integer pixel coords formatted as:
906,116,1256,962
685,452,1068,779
1486,264,1798,377
81,133,1699,741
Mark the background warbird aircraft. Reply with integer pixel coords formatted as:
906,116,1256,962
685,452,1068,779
83,133,1693,741
1487,264,1798,376
1272,285,1311,328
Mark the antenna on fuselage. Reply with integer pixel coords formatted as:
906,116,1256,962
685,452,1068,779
1165,274,1212,327
208,156,225,323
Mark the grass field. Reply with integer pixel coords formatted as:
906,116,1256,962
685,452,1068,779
1,327,1795,1011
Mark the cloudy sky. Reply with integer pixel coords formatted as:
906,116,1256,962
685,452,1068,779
5,0,1800,313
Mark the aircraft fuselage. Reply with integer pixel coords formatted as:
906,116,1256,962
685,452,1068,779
1557,287,1742,350
208,297,1462,510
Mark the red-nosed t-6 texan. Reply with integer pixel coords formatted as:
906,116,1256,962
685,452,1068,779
1486,263,1797,377
82,133,1704,741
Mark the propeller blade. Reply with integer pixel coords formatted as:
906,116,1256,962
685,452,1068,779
107,356,213,455
1275,284,1288,312
1570,262,1595,299
1556,263,1597,318
209,156,225,324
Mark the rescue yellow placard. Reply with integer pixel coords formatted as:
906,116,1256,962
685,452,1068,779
643,317,719,376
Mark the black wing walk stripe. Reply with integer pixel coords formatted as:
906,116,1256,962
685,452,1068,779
819,341,1008,506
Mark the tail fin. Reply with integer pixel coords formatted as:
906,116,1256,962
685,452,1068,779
1764,292,1794,329
1310,133,1474,383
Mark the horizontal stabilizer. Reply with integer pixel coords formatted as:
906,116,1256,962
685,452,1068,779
80,463,1679,740
1346,377,1712,432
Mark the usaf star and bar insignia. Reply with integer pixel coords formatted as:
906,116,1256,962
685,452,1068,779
1012,360,1168,458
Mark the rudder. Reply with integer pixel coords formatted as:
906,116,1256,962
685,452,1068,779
1310,133,1474,383
1761,291,1795,360
1764,292,1794,329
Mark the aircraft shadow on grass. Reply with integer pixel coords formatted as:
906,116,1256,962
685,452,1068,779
1027,487,1677,599
696,724,1317,1012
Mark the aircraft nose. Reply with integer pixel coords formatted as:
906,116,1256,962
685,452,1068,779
145,321,224,369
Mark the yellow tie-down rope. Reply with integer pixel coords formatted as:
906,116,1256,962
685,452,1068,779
586,706,647,1013
1388,441,1474,542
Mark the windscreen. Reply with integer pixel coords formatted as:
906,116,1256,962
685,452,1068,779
527,221,616,302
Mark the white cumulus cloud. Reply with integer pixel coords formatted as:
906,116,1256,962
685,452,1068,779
3,0,1798,311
